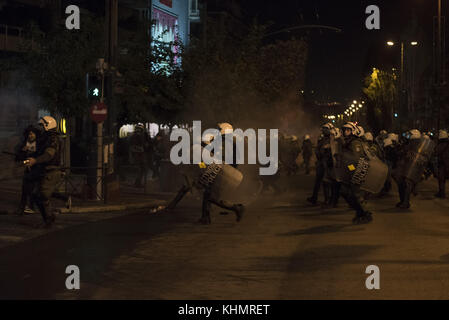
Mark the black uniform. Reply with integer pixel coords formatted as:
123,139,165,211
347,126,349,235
302,139,313,175
338,135,372,223
380,142,399,196
165,134,244,225
31,129,62,226
129,129,148,187
308,135,330,205
393,138,435,208
435,138,449,198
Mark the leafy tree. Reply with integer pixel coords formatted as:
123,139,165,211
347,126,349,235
19,16,105,118
363,68,398,133
181,19,308,130
116,20,184,127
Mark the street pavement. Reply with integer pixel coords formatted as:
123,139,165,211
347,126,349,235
1,172,449,299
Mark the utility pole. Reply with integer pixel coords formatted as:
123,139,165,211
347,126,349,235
104,0,118,202
437,0,442,134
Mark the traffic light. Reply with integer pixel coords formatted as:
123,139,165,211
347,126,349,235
86,73,102,99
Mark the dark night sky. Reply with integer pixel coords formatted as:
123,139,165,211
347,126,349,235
238,0,443,103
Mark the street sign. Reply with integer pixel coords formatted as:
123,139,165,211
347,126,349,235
90,102,107,123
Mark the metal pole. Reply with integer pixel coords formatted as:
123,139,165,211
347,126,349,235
437,0,442,133
96,69,105,201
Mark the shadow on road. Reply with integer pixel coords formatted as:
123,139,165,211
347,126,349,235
276,224,362,237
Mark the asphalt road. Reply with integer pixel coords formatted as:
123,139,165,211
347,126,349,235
1,173,449,299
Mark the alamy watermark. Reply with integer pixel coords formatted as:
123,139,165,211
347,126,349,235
65,5,80,30
365,5,380,30
169,121,279,176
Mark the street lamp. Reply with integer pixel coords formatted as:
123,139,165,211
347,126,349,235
386,40,419,130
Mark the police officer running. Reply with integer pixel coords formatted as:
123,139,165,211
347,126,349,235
337,122,373,224
24,116,62,227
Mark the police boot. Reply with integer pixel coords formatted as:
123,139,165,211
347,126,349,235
352,211,373,225
233,204,245,222
15,205,25,216
435,191,446,199
397,202,410,209
306,196,317,205
197,216,211,225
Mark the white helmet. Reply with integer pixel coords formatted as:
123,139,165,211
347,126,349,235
331,127,342,139
321,123,334,136
357,126,365,138
342,122,360,136
218,122,233,135
203,133,215,145
439,130,449,140
407,129,421,140
387,133,399,143
364,132,374,142
383,137,393,147
38,116,57,131
304,134,310,140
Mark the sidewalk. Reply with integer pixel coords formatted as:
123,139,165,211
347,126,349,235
0,177,172,215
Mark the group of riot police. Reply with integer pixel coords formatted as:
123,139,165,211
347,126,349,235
278,133,313,176
14,116,63,228
308,121,449,225
155,122,245,225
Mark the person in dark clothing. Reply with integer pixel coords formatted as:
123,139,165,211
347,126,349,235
379,133,399,196
161,123,245,225
308,124,332,205
302,135,313,175
393,129,435,209
152,132,166,179
15,125,40,215
434,130,449,198
337,122,373,224
129,124,148,187
25,116,62,227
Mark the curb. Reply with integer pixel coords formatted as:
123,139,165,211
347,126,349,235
58,199,167,214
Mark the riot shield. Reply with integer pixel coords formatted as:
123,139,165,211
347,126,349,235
332,139,389,193
197,163,243,199
400,138,435,184
351,144,389,194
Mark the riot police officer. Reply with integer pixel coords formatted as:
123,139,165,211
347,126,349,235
435,130,449,198
375,130,388,149
130,124,148,187
25,116,62,227
393,129,435,209
302,134,313,175
307,124,332,205
162,123,245,225
337,122,373,224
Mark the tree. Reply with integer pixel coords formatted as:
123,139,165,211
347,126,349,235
363,68,398,133
180,19,308,130
116,19,184,127
18,16,105,118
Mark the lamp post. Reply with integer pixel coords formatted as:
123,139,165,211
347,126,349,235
387,40,418,130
